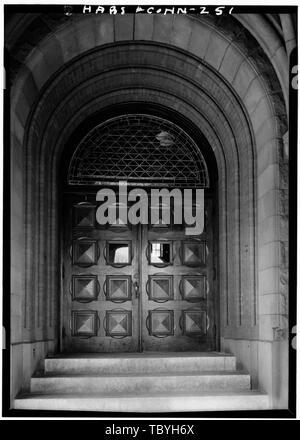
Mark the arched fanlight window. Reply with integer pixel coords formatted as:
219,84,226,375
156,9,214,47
68,114,209,188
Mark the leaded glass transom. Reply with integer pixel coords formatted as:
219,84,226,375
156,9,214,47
68,114,209,188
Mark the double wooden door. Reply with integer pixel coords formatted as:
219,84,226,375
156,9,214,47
62,193,216,352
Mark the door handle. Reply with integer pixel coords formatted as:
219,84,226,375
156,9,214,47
134,281,140,299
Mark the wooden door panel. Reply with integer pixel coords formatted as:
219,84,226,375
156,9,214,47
141,198,215,352
62,193,216,352
62,195,139,352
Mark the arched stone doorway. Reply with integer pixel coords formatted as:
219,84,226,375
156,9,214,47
7,11,292,410
60,109,219,353
20,40,261,362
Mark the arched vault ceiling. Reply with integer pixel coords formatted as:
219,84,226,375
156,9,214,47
4,12,286,53
5,11,294,108
7,12,288,146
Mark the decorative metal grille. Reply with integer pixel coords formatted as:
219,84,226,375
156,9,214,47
68,114,209,188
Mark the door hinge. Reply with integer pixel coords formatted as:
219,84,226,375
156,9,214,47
62,326,66,338
62,264,65,279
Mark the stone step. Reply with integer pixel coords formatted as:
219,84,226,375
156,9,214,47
31,371,250,394
14,390,270,412
45,352,237,375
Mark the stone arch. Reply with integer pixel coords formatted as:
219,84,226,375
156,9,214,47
8,13,289,407
23,43,255,324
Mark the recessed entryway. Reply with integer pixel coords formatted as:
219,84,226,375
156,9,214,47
61,114,217,354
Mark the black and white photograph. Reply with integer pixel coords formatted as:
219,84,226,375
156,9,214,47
1,1,298,420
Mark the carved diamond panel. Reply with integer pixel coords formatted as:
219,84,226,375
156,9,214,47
182,242,206,266
106,276,132,302
72,238,98,267
108,203,129,230
148,275,173,302
71,275,99,302
71,310,98,337
105,310,132,337
150,205,172,229
73,202,96,228
148,310,174,336
182,310,207,336
181,276,206,302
